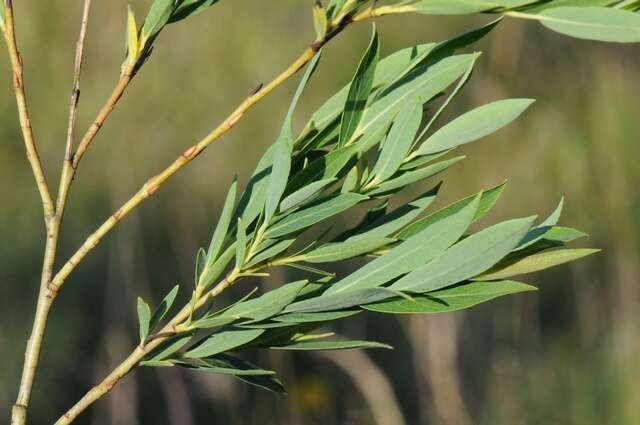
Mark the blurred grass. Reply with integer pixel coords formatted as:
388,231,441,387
1,1,639,424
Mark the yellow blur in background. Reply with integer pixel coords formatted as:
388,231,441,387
1,1,639,424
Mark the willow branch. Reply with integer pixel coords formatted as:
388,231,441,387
1,0,54,222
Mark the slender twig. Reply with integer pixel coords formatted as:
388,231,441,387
54,274,239,425
58,0,93,217
1,1,54,221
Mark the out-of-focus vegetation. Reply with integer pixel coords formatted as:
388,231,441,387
1,1,638,424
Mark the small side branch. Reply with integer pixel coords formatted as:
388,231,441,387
58,0,92,216
1,1,54,222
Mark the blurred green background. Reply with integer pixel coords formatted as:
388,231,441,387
1,1,639,424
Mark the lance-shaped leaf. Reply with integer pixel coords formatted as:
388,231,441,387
516,198,564,250
367,156,464,196
274,310,360,323
473,248,600,281
184,329,265,359
169,0,220,23
414,52,479,145
126,6,139,64
287,145,358,195
236,144,276,225
296,237,393,263
339,26,379,146
144,332,195,362
364,280,537,314
223,280,308,322
185,354,275,376
149,285,180,332
137,297,151,343
354,54,477,142
537,6,640,43
270,339,392,351
280,178,336,212
369,100,422,184
415,99,535,156
391,216,536,292
199,243,236,289
405,0,502,15
206,179,237,265
235,219,247,270
398,181,507,240
285,287,401,313
266,193,368,238
265,53,322,221
306,43,435,132
347,186,440,240
325,194,480,295
245,239,296,268
140,0,175,42
236,373,286,394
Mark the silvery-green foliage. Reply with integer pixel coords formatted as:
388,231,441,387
130,1,640,391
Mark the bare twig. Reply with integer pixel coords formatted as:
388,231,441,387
58,0,93,217
1,1,54,221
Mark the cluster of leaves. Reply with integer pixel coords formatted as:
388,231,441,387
376,0,640,43
122,0,640,75
134,20,599,393
124,0,220,72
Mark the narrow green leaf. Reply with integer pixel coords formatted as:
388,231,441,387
169,0,220,23
538,6,640,43
367,156,464,196
184,329,265,358
271,339,392,351
325,194,480,295
235,219,246,270
265,53,322,221
144,332,194,362
266,193,368,238
274,310,361,323
339,26,379,146
299,237,393,263
474,248,600,281
137,297,151,343
370,100,422,184
206,179,237,265
517,197,564,250
236,373,287,393
415,99,535,156
398,181,507,240
285,287,395,313
306,43,436,133
149,285,180,332
348,186,440,240
280,178,336,212
187,354,275,376
245,239,296,268
354,54,477,143
199,243,236,290
140,0,174,41
407,0,501,15
391,216,536,292
413,52,479,145
224,280,308,322
287,145,358,195
364,280,537,313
